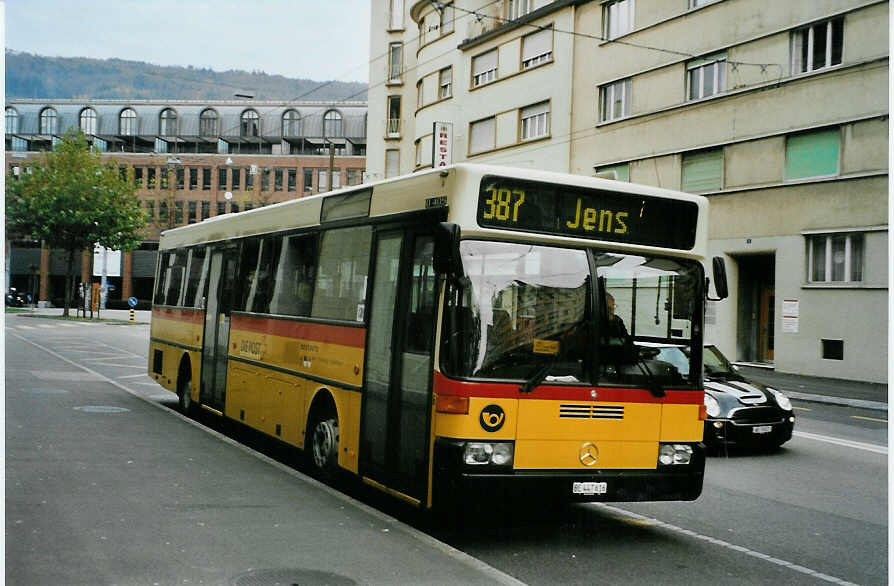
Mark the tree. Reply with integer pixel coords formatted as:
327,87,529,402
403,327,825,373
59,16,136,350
6,129,146,316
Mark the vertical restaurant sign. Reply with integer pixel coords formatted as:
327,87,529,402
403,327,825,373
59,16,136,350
433,122,453,168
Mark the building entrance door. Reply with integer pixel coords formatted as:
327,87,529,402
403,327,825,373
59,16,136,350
735,254,775,364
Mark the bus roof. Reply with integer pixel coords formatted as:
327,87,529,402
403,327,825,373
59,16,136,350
158,163,709,258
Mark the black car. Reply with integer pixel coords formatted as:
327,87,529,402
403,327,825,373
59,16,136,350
643,344,795,451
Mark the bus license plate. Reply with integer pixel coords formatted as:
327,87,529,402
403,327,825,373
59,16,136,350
752,425,772,434
573,482,607,496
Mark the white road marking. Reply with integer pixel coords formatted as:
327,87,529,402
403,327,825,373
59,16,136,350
595,504,858,586
118,373,150,380
793,430,887,454
87,363,145,369
16,326,35,330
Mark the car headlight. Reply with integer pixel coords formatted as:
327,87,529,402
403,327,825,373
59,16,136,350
767,387,792,411
703,393,721,418
463,442,514,467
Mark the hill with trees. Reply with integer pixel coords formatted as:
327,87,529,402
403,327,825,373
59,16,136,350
5,51,368,102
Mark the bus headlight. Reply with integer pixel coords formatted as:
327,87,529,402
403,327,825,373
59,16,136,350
463,442,514,467
658,443,693,466
767,387,792,411
704,393,721,418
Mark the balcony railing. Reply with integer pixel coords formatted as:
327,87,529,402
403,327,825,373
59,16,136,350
386,118,402,137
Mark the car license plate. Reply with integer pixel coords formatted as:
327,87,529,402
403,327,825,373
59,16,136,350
573,481,607,495
752,425,773,434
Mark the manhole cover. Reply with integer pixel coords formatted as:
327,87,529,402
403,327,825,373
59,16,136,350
24,388,69,395
232,568,357,586
73,406,130,413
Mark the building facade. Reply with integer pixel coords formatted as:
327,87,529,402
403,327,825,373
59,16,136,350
368,0,888,382
5,99,367,308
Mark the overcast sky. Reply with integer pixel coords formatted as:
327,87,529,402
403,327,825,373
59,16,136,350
5,0,372,82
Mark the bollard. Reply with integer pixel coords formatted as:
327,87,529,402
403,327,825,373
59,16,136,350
130,308,134,324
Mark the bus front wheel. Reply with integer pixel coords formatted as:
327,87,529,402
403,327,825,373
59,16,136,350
308,415,339,481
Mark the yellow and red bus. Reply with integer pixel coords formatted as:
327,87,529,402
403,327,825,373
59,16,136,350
149,163,727,508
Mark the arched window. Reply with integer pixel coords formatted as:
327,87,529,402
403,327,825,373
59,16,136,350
323,109,342,137
200,109,218,137
159,108,178,136
80,107,98,135
282,109,300,137
119,108,137,135
6,107,18,134
241,109,260,137
40,107,58,134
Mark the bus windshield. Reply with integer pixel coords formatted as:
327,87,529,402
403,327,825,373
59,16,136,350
442,240,703,388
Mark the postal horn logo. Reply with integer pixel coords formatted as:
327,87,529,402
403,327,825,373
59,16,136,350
479,404,505,432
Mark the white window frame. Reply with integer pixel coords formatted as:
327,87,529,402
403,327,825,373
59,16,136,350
520,101,550,141
599,78,631,122
387,95,401,137
120,108,137,136
385,149,400,178
807,232,864,284
505,0,532,21
472,50,498,88
389,0,404,30
440,2,454,35
469,116,495,154
80,107,97,136
604,0,634,40
388,42,403,84
522,27,553,69
792,18,844,73
6,107,18,134
439,66,453,99
687,54,726,100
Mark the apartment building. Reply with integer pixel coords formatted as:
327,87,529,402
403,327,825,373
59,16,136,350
5,99,367,307
368,0,888,382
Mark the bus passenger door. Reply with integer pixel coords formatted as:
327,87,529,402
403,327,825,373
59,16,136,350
361,228,437,504
200,248,237,412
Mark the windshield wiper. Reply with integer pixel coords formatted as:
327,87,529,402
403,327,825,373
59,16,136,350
520,359,555,393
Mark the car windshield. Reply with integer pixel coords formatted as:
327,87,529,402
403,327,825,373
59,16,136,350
703,345,737,378
441,241,704,389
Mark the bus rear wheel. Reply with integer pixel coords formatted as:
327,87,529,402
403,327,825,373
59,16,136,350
308,415,339,481
177,373,193,416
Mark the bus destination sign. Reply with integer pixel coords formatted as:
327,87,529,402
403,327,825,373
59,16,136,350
477,175,699,250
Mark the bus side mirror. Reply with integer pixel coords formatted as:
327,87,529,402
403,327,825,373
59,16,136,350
710,256,729,300
434,222,462,277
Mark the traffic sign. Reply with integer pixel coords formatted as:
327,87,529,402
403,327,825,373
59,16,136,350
127,297,138,308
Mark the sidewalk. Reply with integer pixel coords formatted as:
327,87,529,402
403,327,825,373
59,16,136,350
8,305,152,323
735,364,888,412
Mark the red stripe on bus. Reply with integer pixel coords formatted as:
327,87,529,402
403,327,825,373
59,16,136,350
433,371,703,405
231,314,366,348
152,307,205,324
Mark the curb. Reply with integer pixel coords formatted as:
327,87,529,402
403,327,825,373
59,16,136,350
785,391,888,412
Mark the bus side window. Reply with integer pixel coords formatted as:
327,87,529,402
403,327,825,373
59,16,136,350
154,252,170,305
183,247,207,307
246,237,282,314
237,238,261,312
312,227,372,322
269,234,317,317
164,251,188,306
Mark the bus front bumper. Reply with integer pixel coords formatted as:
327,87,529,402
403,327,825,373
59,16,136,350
434,439,705,504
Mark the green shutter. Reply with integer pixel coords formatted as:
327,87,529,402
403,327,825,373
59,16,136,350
786,128,840,180
595,163,629,182
681,149,722,192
